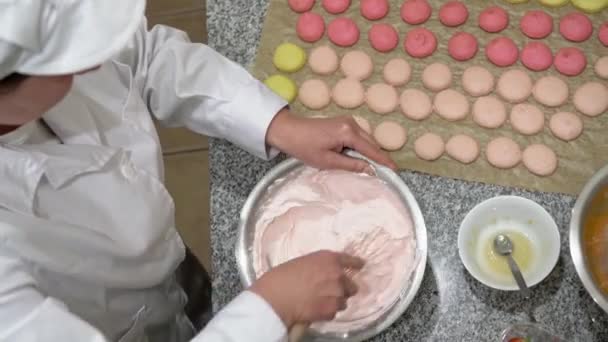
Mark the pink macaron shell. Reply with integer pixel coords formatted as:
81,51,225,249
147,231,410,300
439,1,469,27
328,17,360,47
521,42,553,72
600,23,608,46
400,0,432,25
486,37,519,67
448,32,478,61
478,6,509,33
560,12,593,42
404,27,437,58
296,12,326,43
368,23,399,52
361,0,389,20
554,47,587,77
520,10,554,39
288,0,315,13
322,0,351,14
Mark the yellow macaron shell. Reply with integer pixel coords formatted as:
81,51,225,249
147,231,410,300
273,43,307,73
264,74,298,103
571,0,608,13
538,0,569,8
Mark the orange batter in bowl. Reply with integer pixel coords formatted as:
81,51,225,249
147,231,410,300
584,186,608,293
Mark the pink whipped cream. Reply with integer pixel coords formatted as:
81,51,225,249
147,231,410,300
252,167,416,333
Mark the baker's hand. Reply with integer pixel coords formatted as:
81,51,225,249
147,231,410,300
249,250,364,328
266,108,397,172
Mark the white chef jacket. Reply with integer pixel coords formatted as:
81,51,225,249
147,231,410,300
0,18,288,342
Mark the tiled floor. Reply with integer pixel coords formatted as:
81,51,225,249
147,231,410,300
146,0,212,272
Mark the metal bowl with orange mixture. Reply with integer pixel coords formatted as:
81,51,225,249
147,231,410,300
571,164,608,313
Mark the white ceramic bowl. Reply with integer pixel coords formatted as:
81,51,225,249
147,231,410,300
458,196,560,290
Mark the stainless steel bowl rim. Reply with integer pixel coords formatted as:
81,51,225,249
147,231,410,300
570,163,608,313
235,151,428,341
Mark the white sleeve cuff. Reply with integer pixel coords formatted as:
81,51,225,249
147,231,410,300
193,291,287,342
221,80,286,160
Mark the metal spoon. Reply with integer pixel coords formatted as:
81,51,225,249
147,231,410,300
493,234,531,297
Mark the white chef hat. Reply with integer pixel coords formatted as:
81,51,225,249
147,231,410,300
0,0,145,80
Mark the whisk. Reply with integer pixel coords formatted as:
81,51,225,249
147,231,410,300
343,227,392,277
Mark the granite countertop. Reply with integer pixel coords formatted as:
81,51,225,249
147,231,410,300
206,1,608,340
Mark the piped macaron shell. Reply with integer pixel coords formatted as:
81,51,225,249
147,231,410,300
600,23,608,46
521,42,553,71
400,0,432,25
571,0,608,13
288,0,315,13
322,0,351,14
486,37,519,67
296,12,325,43
448,32,478,61
264,75,298,103
327,17,360,47
538,0,570,8
368,23,399,52
560,12,593,42
273,43,307,73
479,6,509,33
520,10,554,39
404,27,437,58
439,1,469,27
361,0,389,20
554,47,587,76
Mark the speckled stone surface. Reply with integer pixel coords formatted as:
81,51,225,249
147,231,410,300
206,1,608,340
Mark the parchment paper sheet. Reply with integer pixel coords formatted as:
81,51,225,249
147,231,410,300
252,0,608,194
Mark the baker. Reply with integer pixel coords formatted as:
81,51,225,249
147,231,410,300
0,1,396,341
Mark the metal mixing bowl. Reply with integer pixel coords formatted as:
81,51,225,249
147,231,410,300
570,164,608,313
235,151,428,341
